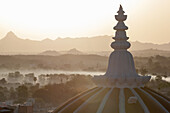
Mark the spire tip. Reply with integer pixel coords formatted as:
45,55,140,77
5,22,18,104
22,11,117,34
119,4,123,10
117,4,124,14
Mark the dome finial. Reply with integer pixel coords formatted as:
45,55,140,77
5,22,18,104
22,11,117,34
118,4,125,14
120,4,123,10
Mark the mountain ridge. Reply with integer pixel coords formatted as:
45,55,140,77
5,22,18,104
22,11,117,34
0,31,170,54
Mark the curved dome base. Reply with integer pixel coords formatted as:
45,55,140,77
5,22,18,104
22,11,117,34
93,75,151,88
93,50,151,88
106,51,138,78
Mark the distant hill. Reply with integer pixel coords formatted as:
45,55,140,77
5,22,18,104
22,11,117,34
94,49,170,57
39,50,60,56
130,41,170,51
67,48,83,55
0,31,170,55
131,49,170,57
39,49,83,56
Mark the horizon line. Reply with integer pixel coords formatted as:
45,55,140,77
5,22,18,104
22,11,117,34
0,31,170,45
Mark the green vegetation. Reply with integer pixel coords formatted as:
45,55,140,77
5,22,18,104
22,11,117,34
146,78,170,97
134,55,170,76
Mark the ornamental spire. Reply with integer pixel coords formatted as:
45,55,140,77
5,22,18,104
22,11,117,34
93,5,151,88
111,5,130,50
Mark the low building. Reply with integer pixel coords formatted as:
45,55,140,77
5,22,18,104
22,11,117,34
18,105,33,113
18,102,33,113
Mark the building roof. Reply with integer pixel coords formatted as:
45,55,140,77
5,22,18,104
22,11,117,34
53,87,170,113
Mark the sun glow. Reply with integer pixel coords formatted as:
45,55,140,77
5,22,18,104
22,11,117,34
0,0,169,44
0,0,143,39
0,0,113,39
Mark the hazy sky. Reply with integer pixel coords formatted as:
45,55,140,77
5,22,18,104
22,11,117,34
0,0,169,44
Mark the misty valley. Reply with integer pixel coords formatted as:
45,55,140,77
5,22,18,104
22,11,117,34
0,54,170,88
